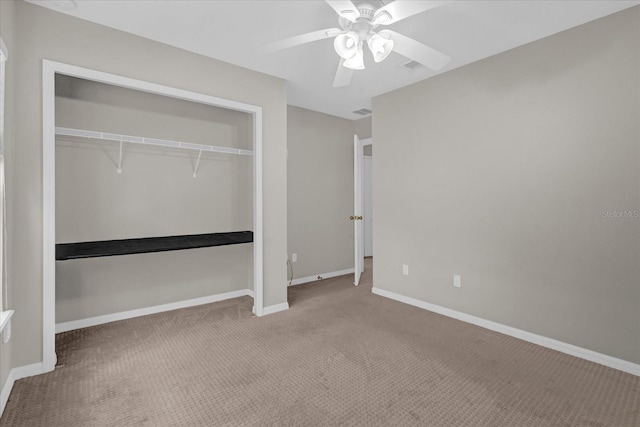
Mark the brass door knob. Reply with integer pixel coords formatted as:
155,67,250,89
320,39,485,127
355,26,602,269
350,216,355,220
357,216,363,220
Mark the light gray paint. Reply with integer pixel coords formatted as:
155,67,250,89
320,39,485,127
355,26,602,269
55,76,253,322
356,116,373,156
287,106,354,279
57,247,252,323
0,0,16,395
8,0,287,370
373,7,640,364
354,116,372,140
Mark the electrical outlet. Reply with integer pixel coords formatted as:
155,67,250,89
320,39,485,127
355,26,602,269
402,264,409,276
453,275,461,288
291,253,297,263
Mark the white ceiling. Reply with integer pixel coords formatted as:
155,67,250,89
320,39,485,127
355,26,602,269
29,0,640,120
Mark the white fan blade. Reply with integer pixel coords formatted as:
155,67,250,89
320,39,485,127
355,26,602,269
378,29,451,70
373,1,449,25
267,28,342,52
325,0,360,22
333,60,354,87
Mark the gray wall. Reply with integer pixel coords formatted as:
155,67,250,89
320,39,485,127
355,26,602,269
355,116,372,156
287,106,354,279
0,0,16,397
6,0,287,372
354,116,372,140
55,76,253,322
286,107,373,282
373,7,640,364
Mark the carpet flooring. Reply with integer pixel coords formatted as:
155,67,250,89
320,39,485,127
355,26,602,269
1,259,638,426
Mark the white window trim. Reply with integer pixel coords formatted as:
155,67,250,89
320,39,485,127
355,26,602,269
0,36,11,341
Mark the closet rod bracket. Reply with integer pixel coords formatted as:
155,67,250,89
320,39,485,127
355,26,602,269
193,149,203,178
117,140,123,174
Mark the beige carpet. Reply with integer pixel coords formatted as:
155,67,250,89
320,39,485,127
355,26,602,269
2,259,638,426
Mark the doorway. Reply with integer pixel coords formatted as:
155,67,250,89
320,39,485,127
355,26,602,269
363,148,373,258
353,136,372,286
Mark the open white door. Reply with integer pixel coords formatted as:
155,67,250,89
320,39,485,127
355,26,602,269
353,135,364,285
364,156,373,257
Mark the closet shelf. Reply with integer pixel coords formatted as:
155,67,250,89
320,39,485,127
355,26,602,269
55,231,253,261
55,127,254,156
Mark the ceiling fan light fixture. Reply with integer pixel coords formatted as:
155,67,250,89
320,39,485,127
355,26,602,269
367,33,394,63
343,43,365,70
334,31,359,60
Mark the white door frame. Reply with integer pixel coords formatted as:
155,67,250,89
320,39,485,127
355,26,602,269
42,60,264,372
354,136,372,286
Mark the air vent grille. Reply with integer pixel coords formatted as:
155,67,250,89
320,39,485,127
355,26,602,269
401,60,422,70
353,108,372,116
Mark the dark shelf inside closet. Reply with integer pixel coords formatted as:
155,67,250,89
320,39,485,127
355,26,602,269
55,231,253,261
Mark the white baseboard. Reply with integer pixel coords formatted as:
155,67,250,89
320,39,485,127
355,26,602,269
1,362,45,418
371,287,640,377
56,289,253,333
290,268,355,286
262,302,289,316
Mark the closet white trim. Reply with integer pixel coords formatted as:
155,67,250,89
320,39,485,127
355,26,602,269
42,60,264,374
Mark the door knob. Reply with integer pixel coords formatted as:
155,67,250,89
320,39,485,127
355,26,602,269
357,216,363,220
350,216,355,220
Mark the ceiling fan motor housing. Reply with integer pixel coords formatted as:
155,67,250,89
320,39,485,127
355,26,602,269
337,3,394,66
339,3,379,32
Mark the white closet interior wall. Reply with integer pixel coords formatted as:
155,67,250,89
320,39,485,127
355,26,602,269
54,75,253,324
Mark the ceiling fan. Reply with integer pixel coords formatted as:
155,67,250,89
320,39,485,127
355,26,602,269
268,0,452,87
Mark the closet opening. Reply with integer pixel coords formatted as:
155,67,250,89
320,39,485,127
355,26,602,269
42,61,263,372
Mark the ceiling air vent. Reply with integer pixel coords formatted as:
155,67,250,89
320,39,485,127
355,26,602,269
400,60,422,70
353,108,372,116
